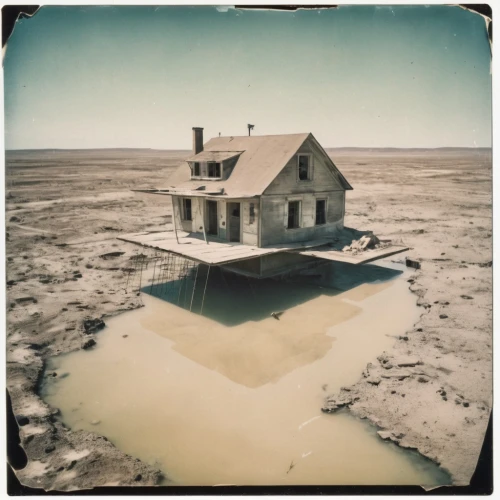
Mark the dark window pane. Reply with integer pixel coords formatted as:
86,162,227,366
287,201,300,229
316,199,326,225
193,163,200,176
298,155,310,181
207,162,221,178
183,198,192,221
249,203,255,224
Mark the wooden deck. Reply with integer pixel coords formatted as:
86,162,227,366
117,231,329,265
290,244,409,265
118,230,408,266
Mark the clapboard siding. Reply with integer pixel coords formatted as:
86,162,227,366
260,192,344,246
264,138,343,195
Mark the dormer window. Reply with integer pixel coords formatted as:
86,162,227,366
193,162,200,177
208,162,221,178
297,154,312,181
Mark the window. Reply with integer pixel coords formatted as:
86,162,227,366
287,201,301,229
193,162,200,177
315,199,326,225
182,198,192,221
208,162,221,178
298,155,311,181
249,203,255,224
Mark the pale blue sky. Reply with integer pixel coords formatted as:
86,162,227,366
4,5,491,149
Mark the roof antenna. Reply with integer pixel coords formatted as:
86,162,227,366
247,124,254,136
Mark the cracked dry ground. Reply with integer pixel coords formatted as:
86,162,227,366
323,149,492,486
6,148,492,490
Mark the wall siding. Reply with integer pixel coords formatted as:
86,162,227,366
260,192,344,246
260,136,345,246
174,197,261,244
264,140,343,196
242,200,259,246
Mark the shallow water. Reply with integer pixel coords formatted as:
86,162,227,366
42,261,450,486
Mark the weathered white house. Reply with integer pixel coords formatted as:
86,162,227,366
168,127,352,246
122,128,406,278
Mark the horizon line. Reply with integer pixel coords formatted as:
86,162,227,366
5,146,492,152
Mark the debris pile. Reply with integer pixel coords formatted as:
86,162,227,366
342,233,387,254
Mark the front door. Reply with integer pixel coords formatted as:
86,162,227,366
227,202,241,242
206,200,218,236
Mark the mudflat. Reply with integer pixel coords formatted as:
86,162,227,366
6,148,491,489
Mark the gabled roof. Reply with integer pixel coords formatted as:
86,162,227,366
165,133,352,197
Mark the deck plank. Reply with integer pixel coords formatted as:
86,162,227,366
118,231,408,266
290,245,409,265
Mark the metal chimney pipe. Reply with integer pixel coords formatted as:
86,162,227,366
192,127,204,154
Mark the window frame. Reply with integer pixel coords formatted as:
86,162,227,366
182,197,192,221
249,203,255,224
207,162,222,179
287,200,302,230
193,162,200,177
315,198,327,226
297,154,313,182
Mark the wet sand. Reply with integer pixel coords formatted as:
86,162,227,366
6,148,491,490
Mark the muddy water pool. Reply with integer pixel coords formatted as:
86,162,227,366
42,261,450,486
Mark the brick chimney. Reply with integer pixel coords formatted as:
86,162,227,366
192,127,204,155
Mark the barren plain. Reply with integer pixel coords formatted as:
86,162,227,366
5,148,492,490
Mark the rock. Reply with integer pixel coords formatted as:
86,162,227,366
91,419,101,425
395,357,421,368
134,474,142,481
321,393,354,413
6,280,16,286
83,318,106,335
461,295,473,300
82,339,96,349
478,261,492,268
406,258,421,270
45,445,56,454
15,415,29,426
74,273,83,279
381,372,411,381
99,251,125,260
418,376,429,383
377,431,392,440
463,402,470,408
15,296,37,304
439,314,448,319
